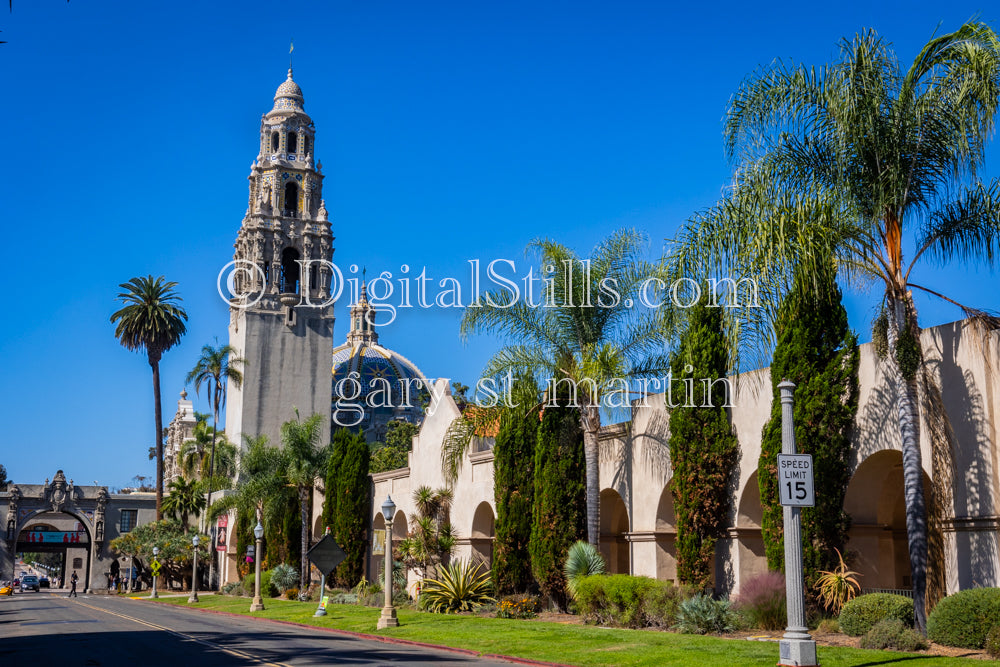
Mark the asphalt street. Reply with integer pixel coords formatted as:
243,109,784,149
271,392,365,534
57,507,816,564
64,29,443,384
0,592,516,667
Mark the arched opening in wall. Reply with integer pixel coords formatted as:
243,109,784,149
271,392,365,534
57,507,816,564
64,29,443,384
845,450,931,592
280,247,300,294
283,182,299,216
371,513,386,582
654,483,677,582
313,514,324,543
15,512,92,592
303,135,311,155
392,510,408,542
271,132,279,152
470,502,495,567
599,489,630,574
735,472,768,594
287,131,298,154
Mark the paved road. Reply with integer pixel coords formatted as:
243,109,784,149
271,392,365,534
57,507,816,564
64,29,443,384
0,592,515,667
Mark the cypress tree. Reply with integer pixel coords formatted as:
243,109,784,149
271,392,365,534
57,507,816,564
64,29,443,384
669,294,740,589
529,397,586,610
322,429,370,587
492,376,539,595
758,264,859,591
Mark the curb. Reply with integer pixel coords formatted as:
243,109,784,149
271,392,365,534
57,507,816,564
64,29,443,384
136,598,574,667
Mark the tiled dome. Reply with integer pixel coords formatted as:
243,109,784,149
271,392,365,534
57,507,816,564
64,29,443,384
274,69,304,104
332,341,426,400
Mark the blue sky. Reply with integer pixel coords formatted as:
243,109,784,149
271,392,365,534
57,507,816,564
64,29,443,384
0,1,997,488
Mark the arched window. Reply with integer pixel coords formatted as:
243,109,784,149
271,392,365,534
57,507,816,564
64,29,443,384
280,247,301,294
303,135,311,155
284,182,298,216
287,131,298,154
271,132,279,152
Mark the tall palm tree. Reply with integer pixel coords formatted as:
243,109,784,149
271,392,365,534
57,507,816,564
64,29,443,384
187,342,244,588
111,275,188,519
280,411,330,593
460,229,666,547
162,476,207,527
667,22,1000,631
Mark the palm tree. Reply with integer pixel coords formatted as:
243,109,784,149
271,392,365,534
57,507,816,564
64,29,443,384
666,22,1000,631
162,476,207,527
111,275,188,519
280,411,330,593
397,486,456,581
187,342,244,588
459,229,666,547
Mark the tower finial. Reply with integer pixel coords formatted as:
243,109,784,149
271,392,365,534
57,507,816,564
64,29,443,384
289,39,294,75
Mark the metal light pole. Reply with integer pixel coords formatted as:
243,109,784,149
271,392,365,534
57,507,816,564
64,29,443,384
377,496,399,629
149,547,160,599
128,554,134,594
188,534,200,604
250,521,265,612
778,380,817,667
314,527,332,617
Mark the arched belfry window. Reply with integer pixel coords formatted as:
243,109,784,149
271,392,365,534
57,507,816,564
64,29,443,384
284,182,298,216
281,247,301,294
288,131,298,154
271,132,279,152
304,135,311,155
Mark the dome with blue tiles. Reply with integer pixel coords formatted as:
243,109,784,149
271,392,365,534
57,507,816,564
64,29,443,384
331,283,426,441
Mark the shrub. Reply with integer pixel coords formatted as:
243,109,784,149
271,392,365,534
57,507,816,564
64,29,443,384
675,594,737,634
564,541,606,599
242,569,278,598
284,587,299,600
421,560,495,613
838,593,913,637
496,594,541,619
573,575,691,628
985,626,1000,658
733,571,786,631
816,618,840,634
270,563,298,593
927,587,1000,649
860,618,928,652
221,581,245,596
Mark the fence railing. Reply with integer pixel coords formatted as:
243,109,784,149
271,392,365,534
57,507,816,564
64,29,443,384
860,587,914,598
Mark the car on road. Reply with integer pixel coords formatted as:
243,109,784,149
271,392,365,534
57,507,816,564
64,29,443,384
20,575,40,592
0,583,12,596
39,576,50,588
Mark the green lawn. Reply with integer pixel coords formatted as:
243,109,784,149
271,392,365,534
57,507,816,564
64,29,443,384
146,595,988,667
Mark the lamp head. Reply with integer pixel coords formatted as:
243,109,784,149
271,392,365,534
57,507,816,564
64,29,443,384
254,521,264,540
381,495,396,522
192,534,200,547
152,546,159,556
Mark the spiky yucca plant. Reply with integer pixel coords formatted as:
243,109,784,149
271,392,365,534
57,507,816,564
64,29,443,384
420,560,495,613
815,548,861,613
564,540,606,599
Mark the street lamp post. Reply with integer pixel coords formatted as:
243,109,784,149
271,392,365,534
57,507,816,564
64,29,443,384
188,534,200,604
377,496,399,629
250,521,265,612
149,546,160,599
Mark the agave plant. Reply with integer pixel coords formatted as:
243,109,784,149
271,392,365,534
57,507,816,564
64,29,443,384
420,560,495,613
564,540,606,599
269,563,299,593
814,548,861,613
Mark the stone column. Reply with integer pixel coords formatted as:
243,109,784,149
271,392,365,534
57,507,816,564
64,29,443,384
778,379,817,666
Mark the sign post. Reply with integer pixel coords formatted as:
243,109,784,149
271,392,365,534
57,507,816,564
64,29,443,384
777,379,818,666
306,535,346,617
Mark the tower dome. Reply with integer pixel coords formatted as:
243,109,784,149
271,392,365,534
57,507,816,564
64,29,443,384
272,68,304,111
331,284,427,441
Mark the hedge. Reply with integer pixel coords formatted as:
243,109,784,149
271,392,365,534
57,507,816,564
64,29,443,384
927,588,1000,649
838,593,913,636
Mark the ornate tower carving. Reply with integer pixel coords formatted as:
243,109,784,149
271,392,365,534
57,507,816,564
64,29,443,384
225,68,335,451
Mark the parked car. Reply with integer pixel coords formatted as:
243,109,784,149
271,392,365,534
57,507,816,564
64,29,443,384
38,577,50,588
21,575,40,592
0,584,12,596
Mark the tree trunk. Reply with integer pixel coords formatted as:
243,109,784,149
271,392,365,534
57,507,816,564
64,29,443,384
151,358,164,520
887,293,929,633
206,399,219,590
300,486,310,593
580,403,600,548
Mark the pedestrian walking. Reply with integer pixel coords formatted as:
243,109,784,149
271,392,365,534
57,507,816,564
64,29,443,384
68,571,78,598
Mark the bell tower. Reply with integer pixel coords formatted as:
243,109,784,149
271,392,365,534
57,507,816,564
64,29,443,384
225,67,335,450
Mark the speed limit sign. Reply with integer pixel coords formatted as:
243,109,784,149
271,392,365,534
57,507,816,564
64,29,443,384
777,454,815,507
